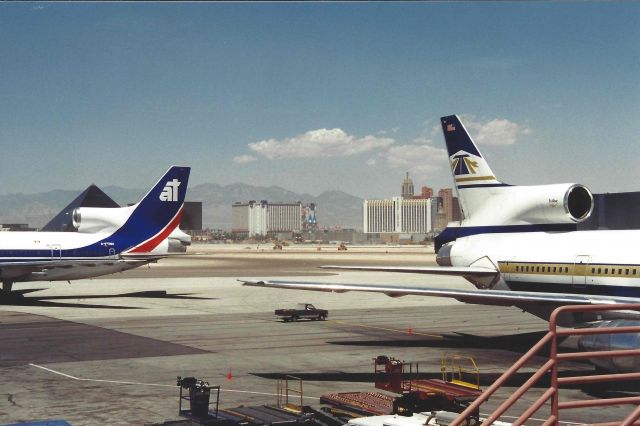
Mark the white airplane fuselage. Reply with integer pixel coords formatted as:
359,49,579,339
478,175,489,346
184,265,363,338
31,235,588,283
448,229,640,321
0,166,189,288
0,230,161,283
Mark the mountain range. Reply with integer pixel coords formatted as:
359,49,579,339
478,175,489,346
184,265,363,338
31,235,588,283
0,183,364,230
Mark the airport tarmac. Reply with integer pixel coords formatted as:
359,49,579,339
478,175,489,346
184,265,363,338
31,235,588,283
0,244,636,425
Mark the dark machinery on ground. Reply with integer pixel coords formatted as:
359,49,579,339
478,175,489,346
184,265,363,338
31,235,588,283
275,304,328,322
319,354,482,425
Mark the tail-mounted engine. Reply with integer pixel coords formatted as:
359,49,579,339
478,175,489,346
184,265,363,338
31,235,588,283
72,206,133,234
463,183,593,226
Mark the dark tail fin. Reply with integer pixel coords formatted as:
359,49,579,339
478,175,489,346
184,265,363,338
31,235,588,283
114,166,191,253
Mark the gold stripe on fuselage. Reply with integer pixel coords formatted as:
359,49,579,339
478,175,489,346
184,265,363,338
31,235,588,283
498,262,640,278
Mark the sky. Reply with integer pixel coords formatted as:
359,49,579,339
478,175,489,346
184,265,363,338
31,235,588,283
0,2,639,199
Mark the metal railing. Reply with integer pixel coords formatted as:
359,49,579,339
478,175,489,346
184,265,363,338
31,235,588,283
441,353,481,390
276,375,304,413
451,304,640,426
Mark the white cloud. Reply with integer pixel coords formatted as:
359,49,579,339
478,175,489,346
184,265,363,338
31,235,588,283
411,136,433,145
460,115,532,146
366,158,377,166
384,144,448,177
248,128,394,159
233,154,258,164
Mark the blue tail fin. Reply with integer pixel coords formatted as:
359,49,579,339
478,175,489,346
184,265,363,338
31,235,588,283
440,115,483,159
440,115,503,188
114,166,191,253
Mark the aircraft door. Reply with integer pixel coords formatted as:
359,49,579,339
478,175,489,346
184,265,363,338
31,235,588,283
572,255,590,287
109,248,116,259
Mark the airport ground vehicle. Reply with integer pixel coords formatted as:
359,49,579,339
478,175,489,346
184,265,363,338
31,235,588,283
275,303,328,322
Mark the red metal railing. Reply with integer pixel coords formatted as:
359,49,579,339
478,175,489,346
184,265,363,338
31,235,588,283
451,304,640,426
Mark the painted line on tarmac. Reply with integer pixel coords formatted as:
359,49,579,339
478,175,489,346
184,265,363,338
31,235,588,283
29,363,320,400
30,363,173,387
220,389,320,400
329,319,443,339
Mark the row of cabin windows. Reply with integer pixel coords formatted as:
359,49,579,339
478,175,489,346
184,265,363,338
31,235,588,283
514,265,639,276
591,267,637,276
515,265,569,273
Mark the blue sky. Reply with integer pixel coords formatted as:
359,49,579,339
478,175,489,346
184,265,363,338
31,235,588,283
0,2,639,198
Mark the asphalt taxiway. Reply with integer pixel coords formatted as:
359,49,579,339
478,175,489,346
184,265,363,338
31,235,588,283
0,245,636,425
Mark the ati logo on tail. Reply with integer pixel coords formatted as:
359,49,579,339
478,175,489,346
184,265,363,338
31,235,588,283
159,179,181,202
451,153,479,176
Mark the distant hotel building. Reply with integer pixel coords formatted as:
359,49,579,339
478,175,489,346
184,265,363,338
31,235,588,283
232,201,312,237
435,188,462,225
363,172,461,235
363,197,432,233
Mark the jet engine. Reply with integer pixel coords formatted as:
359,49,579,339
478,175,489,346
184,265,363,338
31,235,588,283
167,228,192,253
577,320,640,373
465,183,594,226
510,183,593,224
72,206,133,234
436,241,454,266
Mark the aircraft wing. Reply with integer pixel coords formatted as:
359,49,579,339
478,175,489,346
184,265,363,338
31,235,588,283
320,265,498,280
240,279,629,306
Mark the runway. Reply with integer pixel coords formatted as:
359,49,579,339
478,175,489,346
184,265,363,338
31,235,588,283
0,245,635,425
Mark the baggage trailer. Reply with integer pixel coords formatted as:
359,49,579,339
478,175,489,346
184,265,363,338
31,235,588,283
320,391,395,418
373,355,482,419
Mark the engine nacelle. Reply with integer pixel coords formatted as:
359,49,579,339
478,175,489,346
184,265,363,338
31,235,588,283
436,242,454,266
72,206,135,234
168,228,192,253
464,183,593,226
577,320,640,373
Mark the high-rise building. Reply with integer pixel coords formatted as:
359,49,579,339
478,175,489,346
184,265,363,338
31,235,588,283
420,186,433,199
363,197,431,233
438,188,454,224
451,197,461,222
433,197,448,231
232,201,304,237
401,172,415,199
267,203,303,232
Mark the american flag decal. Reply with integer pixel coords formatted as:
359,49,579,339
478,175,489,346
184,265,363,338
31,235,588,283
447,124,456,132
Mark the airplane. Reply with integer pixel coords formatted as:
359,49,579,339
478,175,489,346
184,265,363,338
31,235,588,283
242,115,640,372
0,165,190,294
